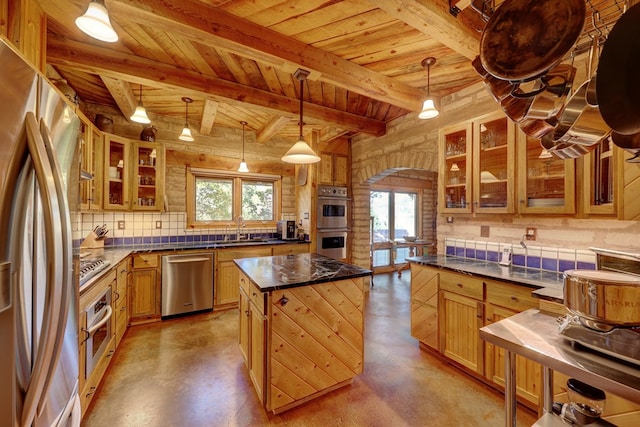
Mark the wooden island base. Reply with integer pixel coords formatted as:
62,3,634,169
235,253,370,414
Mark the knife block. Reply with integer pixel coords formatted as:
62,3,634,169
80,231,105,249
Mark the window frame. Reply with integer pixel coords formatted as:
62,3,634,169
186,167,281,229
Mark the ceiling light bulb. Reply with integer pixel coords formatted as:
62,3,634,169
75,0,118,43
419,98,440,119
179,126,194,142
62,105,72,124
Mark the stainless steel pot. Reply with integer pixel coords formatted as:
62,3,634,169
564,269,640,330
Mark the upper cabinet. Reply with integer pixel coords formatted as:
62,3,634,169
516,130,575,214
439,121,473,213
103,134,165,211
79,119,102,212
439,112,515,214
582,138,618,216
318,152,349,186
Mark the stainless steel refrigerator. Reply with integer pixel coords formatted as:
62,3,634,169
0,38,82,426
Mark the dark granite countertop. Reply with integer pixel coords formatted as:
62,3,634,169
407,255,564,302
234,253,372,292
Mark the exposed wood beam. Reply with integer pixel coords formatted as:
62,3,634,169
256,116,291,144
46,35,386,136
200,99,219,136
100,76,138,120
105,0,424,111
369,0,480,60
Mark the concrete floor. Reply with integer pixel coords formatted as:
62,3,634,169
82,272,537,427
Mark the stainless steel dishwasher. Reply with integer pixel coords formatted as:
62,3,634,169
161,252,214,318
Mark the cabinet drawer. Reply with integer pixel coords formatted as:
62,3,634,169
239,271,251,295
439,271,484,300
249,287,266,315
132,253,158,269
217,247,271,262
485,280,538,312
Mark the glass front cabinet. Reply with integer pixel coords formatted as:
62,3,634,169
439,112,515,214
516,130,575,214
133,141,164,211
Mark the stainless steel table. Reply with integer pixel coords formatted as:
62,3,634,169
479,309,640,427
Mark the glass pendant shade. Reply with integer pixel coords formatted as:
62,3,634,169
238,161,249,173
179,126,194,142
418,57,440,120
130,85,150,124
75,0,118,43
419,97,440,119
238,121,249,172
282,69,321,164
281,137,321,164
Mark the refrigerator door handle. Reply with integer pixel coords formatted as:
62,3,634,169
36,119,74,418
20,112,65,427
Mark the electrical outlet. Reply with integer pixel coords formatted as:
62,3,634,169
446,216,454,224
117,220,125,230
155,221,162,229
526,227,537,241
480,225,490,237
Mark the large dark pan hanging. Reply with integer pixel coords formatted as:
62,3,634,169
596,3,640,136
480,0,586,82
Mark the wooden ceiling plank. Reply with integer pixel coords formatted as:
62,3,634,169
296,9,397,46
46,35,386,136
100,76,138,120
368,0,481,60
243,0,334,28
256,116,291,144
106,0,425,111
200,99,219,135
257,63,285,95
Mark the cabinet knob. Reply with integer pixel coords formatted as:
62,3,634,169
245,310,249,316
456,283,463,288
510,296,519,301
277,295,289,306
86,386,97,398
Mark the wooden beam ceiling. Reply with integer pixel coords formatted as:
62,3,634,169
47,34,387,136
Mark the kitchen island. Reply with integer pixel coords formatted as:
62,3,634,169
234,253,371,414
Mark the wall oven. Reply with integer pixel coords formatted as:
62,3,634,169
317,185,349,230
316,229,348,260
83,286,113,379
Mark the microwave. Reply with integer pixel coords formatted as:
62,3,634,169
277,220,297,240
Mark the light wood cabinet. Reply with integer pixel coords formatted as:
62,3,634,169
103,134,165,211
410,264,439,350
271,243,309,256
319,152,349,186
440,290,484,374
129,253,160,324
79,120,102,211
516,129,576,214
215,246,271,308
439,121,473,213
114,257,130,348
239,270,267,402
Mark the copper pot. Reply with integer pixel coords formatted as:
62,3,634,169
564,269,640,330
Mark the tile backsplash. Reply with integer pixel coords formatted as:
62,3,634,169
444,238,597,273
73,211,287,247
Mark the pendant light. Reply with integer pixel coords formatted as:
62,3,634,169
419,57,440,120
75,0,119,43
281,69,321,164
179,97,194,142
238,121,249,172
130,84,151,124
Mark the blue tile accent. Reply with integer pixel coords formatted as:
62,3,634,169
133,237,143,245
161,236,169,243
177,236,186,242
487,250,499,262
455,247,464,257
446,245,455,255
465,248,475,258
559,259,576,272
512,254,525,266
577,262,596,270
542,257,558,272
527,256,541,269
476,250,487,261
124,237,133,245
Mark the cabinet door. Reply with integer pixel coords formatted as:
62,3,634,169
318,152,333,185
129,269,158,320
439,122,473,213
472,113,516,213
485,304,541,407
582,138,618,215
217,260,241,306
114,259,130,348
333,154,348,186
103,134,131,210
239,288,250,365
132,141,164,211
517,129,575,214
249,302,266,404
440,291,483,374
410,265,439,349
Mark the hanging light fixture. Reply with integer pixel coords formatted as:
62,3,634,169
238,121,249,172
179,97,194,142
281,69,321,164
418,57,440,120
75,0,119,43
130,84,151,124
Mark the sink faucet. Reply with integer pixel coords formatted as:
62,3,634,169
236,216,245,240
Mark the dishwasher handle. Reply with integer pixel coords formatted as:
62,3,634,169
164,256,211,264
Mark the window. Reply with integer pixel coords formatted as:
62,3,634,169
187,168,280,228
370,189,420,268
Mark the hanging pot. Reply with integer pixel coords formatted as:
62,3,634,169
541,132,597,160
611,131,640,163
519,118,556,139
480,0,586,82
523,63,576,121
596,3,640,135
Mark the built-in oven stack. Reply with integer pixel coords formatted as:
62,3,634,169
316,185,349,260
